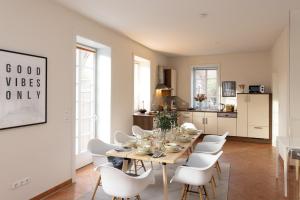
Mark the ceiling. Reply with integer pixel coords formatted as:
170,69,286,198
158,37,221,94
55,0,300,56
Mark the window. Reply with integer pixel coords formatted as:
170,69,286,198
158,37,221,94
134,56,151,111
192,66,219,109
76,44,96,155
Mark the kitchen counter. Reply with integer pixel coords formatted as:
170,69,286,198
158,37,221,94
177,108,237,113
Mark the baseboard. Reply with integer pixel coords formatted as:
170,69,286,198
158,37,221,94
30,179,72,200
227,136,272,144
200,134,272,144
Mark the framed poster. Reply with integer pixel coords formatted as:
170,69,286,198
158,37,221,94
0,49,47,130
222,81,236,97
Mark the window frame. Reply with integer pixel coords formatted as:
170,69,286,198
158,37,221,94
133,55,151,112
191,64,220,109
76,44,97,155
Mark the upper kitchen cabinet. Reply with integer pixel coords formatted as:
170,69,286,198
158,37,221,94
164,69,177,96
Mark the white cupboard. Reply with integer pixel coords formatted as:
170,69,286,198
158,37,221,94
191,112,218,135
218,116,237,136
237,94,248,137
205,113,218,135
192,112,205,130
237,94,271,139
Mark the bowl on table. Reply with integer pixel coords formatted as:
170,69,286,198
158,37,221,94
165,143,181,153
177,135,192,143
136,145,151,155
123,139,137,148
183,128,198,135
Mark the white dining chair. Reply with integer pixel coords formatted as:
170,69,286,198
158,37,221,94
100,165,155,200
87,138,118,200
132,125,153,139
194,140,226,179
202,131,229,143
194,140,226,154
113,131,147,174
171,151,223,200
113,130,136,146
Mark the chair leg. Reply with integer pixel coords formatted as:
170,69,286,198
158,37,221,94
215,164,221,178
210,179,216,198
92,175,101,200
216,161,222,174
181,184,188,200
198,186,204,200
140,161,146,172
203,186,209,200
211,176,216,187
134,160,138,175
184,185,189,200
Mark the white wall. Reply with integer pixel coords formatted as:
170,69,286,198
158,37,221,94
271,27,289,146
0,1,167,199
290,10,300,146
168,51,272,104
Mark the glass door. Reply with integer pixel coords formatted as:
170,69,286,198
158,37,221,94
75,45,96,169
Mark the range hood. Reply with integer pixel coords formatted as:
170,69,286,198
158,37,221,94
155,65,172,90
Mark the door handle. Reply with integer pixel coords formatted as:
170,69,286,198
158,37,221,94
206,118,208,124
254,126,263,129
202,118,205,124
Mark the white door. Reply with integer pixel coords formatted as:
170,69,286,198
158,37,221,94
75,45,97,169
205,112,218,135
192,112,205,131
237,94,248,137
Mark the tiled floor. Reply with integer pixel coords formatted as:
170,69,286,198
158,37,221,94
44,141,298,200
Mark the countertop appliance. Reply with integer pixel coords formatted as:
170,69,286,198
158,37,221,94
249,85,264,93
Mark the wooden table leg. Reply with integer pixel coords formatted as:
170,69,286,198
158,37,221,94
162,162,169,200
122,158,129,172
284,154,288,197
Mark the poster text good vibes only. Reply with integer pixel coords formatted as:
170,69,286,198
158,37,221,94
5,64,41,100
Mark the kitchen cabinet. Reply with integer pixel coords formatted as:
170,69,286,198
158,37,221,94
237,94,248,137
191,112,218,135
217,112,237,136
178,111,193,124
133,114,155,130
192,112,205,130
205,113,218,135
164,69,177,96
237,93,271,139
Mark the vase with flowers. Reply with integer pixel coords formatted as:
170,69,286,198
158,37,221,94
194,94,207,110
156,105,178,142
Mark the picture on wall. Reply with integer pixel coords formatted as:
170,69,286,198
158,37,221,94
0,49,47,130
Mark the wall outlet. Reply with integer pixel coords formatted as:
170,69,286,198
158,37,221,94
11,177,31,190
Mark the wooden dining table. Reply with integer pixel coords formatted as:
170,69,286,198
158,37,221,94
106,132,202,200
